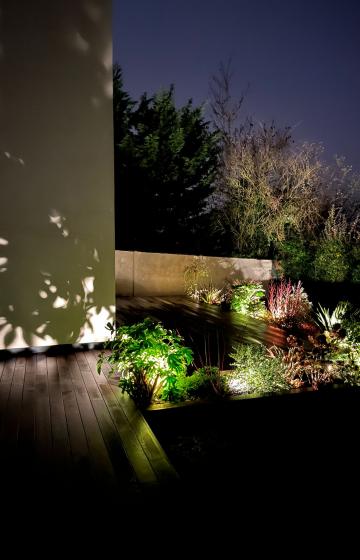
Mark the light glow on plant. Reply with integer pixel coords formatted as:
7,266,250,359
98,318,193,407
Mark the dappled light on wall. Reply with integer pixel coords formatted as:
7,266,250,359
1,150,25,166
0,0,115,350
70,30,90,54
83,1,102,23
0,238,8,275
0,210,115,350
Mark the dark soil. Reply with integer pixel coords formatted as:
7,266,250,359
145,386,360,508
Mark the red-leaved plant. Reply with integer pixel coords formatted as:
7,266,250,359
267,279,312,327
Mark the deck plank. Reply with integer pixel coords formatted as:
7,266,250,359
46,354,72,487
0,356,16,384
18,355,36,456
55,354,92,494
0,343,182,510
65,353,126,494
34,354,52,461
78,350,159,485
1,357,26,479
5,356,26,445
77,351,159,486
0,355,16,496
0,360,5,380
86,350,179,484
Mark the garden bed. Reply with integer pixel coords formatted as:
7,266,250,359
144,384,360,503
106,284,360,507
113,279,360,408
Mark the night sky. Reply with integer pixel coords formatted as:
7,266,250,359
113,0,360,170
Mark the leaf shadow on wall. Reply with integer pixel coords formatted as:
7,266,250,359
0,210,114,350
0,0,114,350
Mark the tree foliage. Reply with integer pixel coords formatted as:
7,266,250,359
214,124,323,256
113,64,134,147
209,63,360,262
113,62,360,274
113,69,219,253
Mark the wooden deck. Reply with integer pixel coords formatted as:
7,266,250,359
1,300,358,526
0,346,178,519
0,298,285,521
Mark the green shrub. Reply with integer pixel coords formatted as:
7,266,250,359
97,318,193,407
351,264,360,283
313,238,350,282
278,237,314,280
230,282,266,318
172,366,228,401
343,312,360,343
329,305,360,370
327,342,360,371
230,343,291,394
312,206,351,282
350,243,360,283
313,301,360,381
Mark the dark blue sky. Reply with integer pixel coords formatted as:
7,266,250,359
113,0,360,169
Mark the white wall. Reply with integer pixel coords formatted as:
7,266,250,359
0,0,115,349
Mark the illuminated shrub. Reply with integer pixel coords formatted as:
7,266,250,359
312,206,350,282
343,310,360,345
183,256,211,302
232,334,360,395
230,281,266,318
97,318,193,407
269,303,360,390
230,343,291,394
315,301,360,372
183,257,223,304
315,301,349,332
267,279,312,327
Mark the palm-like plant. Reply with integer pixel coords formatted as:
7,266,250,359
316,301,349,332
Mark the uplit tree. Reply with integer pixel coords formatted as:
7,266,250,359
217,129,324,257
209,63,322,257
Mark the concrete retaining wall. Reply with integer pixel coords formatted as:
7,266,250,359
115,251,275,296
